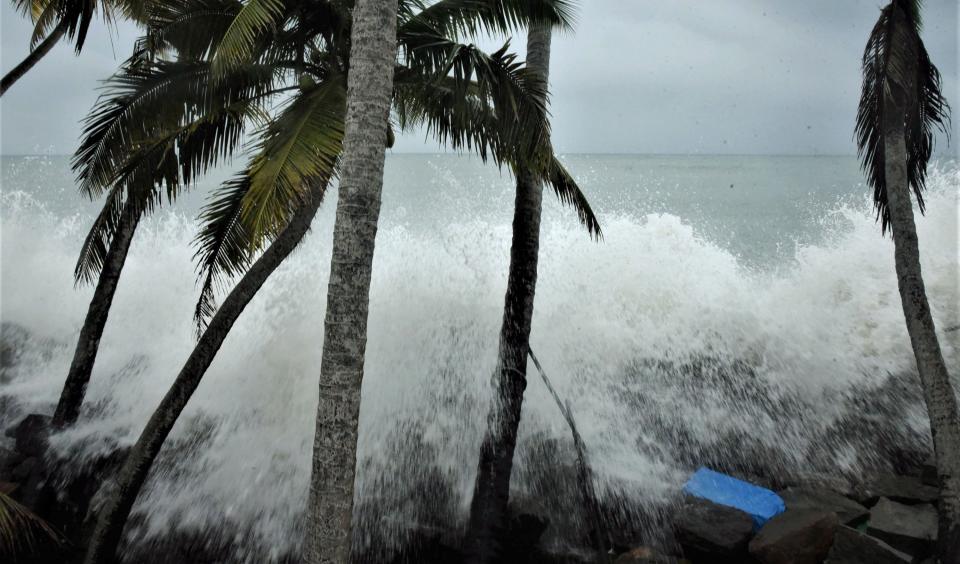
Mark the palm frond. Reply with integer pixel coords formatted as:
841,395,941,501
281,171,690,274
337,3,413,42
192,173,253,330
52,0,99,51
239,72,345,242
395,67,600,237
855,0,950,234
192,74,345,329
211,0,286,73
29,1,62,48
547,156,601,239
74,58,278,200
74,184,127,284
140,0,243,60
106,0,153,23
0,489,65,558
12,0,48,20
399,0,576,40
400,37,550,166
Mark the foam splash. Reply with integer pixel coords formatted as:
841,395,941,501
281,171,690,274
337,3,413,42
1,163,958,559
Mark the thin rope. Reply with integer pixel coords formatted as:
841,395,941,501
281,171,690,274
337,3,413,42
528,348,611,562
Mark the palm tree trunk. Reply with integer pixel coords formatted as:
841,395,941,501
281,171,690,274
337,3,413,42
465,22,552,564
81,181,328,564
53,199,140,428
884,89,960,562
302,0,397,561
0,22,66,97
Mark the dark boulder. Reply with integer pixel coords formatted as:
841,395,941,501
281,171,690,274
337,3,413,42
675,497,753,562
857,474,938,506
777,486,869,526
920,456,937,487
0,444,25,479
866,498,937,558
10,456,40,484
748,509,838,564
614,547,680,563
826,525,912,563
5,413,51,458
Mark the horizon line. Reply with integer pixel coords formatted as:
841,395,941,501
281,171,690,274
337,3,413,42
2,151,957,159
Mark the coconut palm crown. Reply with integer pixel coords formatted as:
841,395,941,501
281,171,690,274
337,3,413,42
855,0,950,234
72,0,600,333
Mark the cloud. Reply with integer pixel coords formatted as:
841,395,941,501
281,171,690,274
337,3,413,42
1,0,956,156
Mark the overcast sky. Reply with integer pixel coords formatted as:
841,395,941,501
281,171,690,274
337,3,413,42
1,0,957,155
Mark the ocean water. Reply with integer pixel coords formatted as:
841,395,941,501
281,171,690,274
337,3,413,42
1,154,958,558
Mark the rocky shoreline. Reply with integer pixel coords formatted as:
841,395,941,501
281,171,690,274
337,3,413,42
0,322,946,563
0,408,943,563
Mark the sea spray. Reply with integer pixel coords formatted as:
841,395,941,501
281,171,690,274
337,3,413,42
0,156,957,559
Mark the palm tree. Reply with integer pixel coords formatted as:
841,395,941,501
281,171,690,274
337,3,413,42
465,20,601,563
856,1,960,560
300,0,397,559
75,1,596,562
1,0,149,96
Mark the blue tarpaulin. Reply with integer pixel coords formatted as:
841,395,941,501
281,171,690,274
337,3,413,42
683,467,786,529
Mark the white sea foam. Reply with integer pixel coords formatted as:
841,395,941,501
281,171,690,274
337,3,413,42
0,162,957,558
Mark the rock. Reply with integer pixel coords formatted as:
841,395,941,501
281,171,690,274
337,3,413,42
778,486,869,526
0,444,25,479
5,413,51,457
0,322,31,370
866,498,937,558
748,509,838,564
675,497,754,561
10,456,39,483
920,455,937,487
614,547,680,563
502,513,549,561
826,525,912,563
858,474,938,506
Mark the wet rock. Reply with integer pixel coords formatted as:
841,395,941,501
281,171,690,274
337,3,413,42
920,455,938,487
502,513,550,562
777,486,869,526
858,474,938,506
826,525,912,563
0,444,25,479
5,413,51,457
614,546,680,563
0,322,31,370
675,497,753,561
10,456,39,484
748,509,838,564
866,498,937,558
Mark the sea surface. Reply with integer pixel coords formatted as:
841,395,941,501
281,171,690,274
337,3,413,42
1,154,958,558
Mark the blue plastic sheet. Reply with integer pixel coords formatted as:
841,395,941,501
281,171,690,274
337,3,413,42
682,467,786,529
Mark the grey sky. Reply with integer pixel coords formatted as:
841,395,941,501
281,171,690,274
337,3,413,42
1,0,957,155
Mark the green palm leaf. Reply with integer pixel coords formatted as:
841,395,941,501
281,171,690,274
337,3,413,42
140,0,243,60
211,0,286,73
240,72,345,242
192,73,345,328
73,59,278,282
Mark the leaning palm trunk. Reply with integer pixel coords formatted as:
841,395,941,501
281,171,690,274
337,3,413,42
0,21,66,97
302,0,397,561
883,89,960,561
53,198,140,428
465,23,551,564
81,181,327,564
